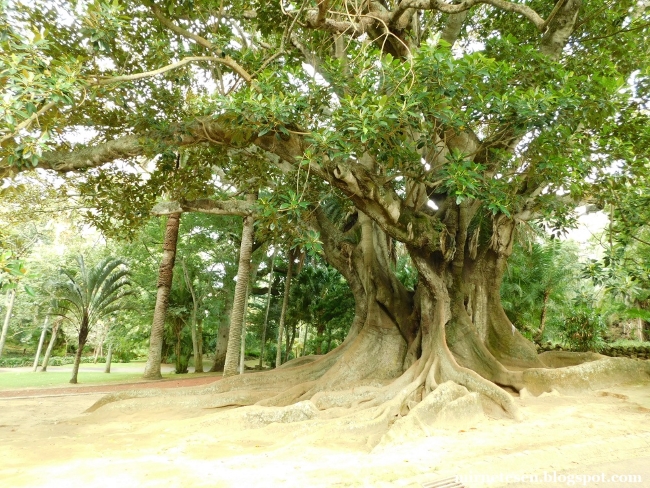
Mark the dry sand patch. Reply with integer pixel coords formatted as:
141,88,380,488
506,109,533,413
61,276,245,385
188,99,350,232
1,384,649,487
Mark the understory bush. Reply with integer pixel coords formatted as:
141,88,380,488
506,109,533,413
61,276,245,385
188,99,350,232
561,306,607,352
0,355,113,368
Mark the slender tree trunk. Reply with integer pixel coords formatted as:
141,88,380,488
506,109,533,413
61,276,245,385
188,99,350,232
259,247,276,369
104,343,113,373
223,193,256,377
70,316,89,384
211,310,230,371
239,283,251,374
276,249,294,368
536,289,551,343
197,320,204,371
182,258,203,373
315,323,325,355
93,327,106,363
239,257,262,374
32,316,49,371
143,212,181,380
285,322,297,363
41,320,60,372
173,318,188,374
301,323,309,356
0,289,16,358
209,267,235,372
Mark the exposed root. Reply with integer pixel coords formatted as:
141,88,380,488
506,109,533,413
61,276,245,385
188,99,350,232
86,343,349,412
376,381,485,448
522,357,650,396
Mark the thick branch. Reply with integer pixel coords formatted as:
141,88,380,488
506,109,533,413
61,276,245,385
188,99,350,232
94,56,252,86
540,0,582,59
1,116,278,179
152,199,255,217
149,2,220,53
146,2,254,84
395,0,545,30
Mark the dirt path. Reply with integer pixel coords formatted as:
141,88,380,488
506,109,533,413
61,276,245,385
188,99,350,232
0,374,221,399
1,382,649,487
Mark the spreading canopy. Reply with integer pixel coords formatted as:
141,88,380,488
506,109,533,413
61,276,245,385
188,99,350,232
3,0,650,423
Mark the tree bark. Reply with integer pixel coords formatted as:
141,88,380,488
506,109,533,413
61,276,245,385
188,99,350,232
223,193,257,377
259,247,276,369
239,282,250,374
276,249,295,368
209,267,235,372
70,315,89,384
315,323,325,355
32,316,49,371
285,321,297,363
301,323,309,356
0,289,16,358
104,343,113,373
143,212,181,380
182,258,203,373
41,320,60,372
197,320,204,371
536,289,552,343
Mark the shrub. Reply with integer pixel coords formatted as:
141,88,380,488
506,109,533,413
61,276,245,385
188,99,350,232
561,307,606,352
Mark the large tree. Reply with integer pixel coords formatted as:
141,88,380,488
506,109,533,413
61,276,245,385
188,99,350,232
3,1,650,423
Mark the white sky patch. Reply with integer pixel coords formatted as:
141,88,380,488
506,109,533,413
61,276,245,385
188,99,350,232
563,206,608,246
427,199,439,210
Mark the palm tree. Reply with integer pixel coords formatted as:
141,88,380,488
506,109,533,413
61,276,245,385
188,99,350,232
50,255,132,384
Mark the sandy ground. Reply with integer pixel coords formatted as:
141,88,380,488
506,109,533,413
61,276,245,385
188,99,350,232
1,379,649,488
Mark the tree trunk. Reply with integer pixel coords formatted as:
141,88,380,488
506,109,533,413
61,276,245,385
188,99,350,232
0,289,16,358
239,282,250,374
104,343,113,373
259,248,277,369
223,193,257,377
209,267,235,372
285,322,297,363
240,256,263,374
536,289,552,343
301,323,309,356
211,313,230,372
173,318,188,374
325,325,332,354
197,320,204,371
70,316,89,384
93,327,106,363
41,320,60,372
275,249,295,368
32,316,49,372
315,323,325,355
143,212,181,380
182,258,203,373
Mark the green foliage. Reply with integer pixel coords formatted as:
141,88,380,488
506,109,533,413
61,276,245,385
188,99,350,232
501,238,583,340
560,301,607,352
0,355,115,368
50,255,133,335
287,260,354,355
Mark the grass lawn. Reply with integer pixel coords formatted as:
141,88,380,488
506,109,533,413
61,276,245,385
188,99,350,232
0,371,163,390
0,363,177,390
